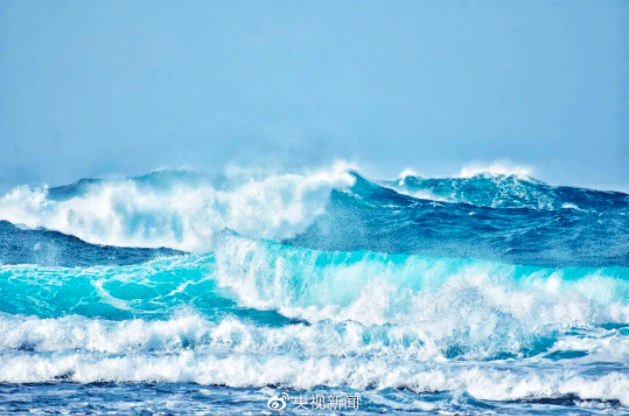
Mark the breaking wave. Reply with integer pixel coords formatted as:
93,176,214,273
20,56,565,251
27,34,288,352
0,163,355,252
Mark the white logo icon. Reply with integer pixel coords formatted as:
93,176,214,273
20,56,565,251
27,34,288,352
267,392,289,411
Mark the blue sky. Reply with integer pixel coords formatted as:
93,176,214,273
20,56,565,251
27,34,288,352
0,0,627,192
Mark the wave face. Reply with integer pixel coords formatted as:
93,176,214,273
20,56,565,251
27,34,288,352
1,165,629,414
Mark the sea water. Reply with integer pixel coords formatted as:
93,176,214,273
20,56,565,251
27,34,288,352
0,164,628,415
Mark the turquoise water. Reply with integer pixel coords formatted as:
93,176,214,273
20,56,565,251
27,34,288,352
0,167,628,414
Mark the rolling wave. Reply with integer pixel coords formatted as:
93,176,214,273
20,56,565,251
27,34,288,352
1,234,628,361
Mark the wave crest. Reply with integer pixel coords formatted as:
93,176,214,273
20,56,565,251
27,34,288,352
0,163,355,252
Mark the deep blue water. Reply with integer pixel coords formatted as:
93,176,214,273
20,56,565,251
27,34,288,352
0,166,628,414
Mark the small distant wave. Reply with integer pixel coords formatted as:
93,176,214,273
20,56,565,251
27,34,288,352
289,173,629,267
386,168,628,211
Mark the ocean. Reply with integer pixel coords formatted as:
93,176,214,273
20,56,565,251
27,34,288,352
0,163,628,415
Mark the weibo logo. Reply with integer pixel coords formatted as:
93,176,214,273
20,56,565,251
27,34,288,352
267,392,289,411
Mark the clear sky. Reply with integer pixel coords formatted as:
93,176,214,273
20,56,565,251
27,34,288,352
0,0,627,192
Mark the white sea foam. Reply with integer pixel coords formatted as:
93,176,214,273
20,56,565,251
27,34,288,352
561,202,582,210
206,236,629,365
396,168,419,186
3,244,629,406
387,186,453,204
0,313,441,360
2,347,629,406
0,163,355,251
3,283,629,365
395,162,534,182
214,235,629,325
